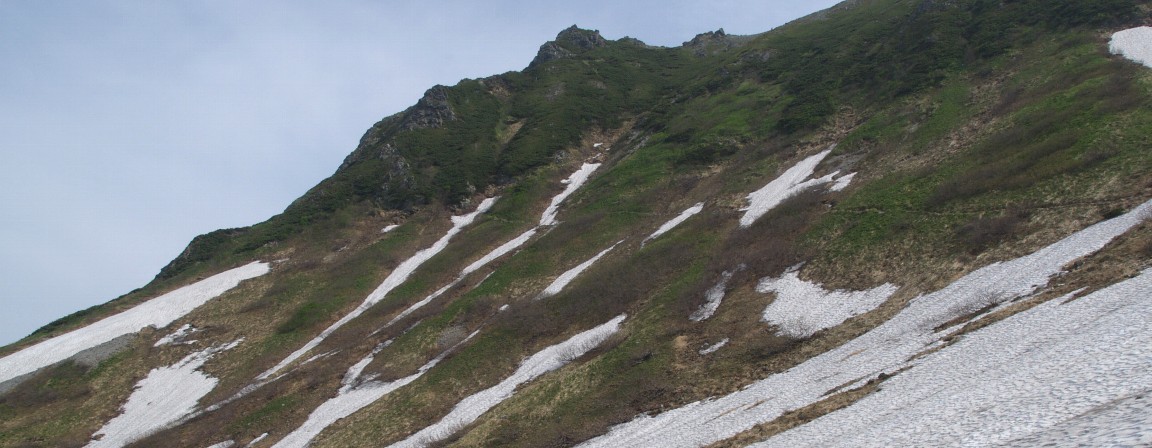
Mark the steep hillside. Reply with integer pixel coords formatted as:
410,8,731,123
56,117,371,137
3,0,1152,447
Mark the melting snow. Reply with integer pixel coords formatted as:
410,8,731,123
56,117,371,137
154,324,197,347
540,163,601,226
643,203,704,246
539,242,621,298
689,269,738,322
0,262,269,385
272,332,480,448
246,433,268,446
87,340,243,448
387,315,627,448
699,338,729,355
755,268,1152,447
205,442,235,448
1110,26,1152,68
578,199,1152,448
462,229,538,276
381,224,400,233
757,268,899,338
258,198,497,380
739,147,854,228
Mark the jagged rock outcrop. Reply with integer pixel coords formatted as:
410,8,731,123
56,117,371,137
529,25,609,67
398,85,456,131
683,28,752,56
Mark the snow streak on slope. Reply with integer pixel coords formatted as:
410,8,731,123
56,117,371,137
87,340,243,448
739,147,854,228
0,262,269,385
540,163,601,226
154,324,197,347
1110,26,1152,68
379,163,603,332
643,203,704,246
388,315,627,448
757,268,898,338
539,242,621,298
271,332,478,448
578,199,1152,448
755,268,1152,447
689,269,738,322
257,198,497,380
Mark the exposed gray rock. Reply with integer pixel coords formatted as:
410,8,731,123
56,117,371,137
529,26,609,68
398,85,456,131
0,333,135,396
683,28,754,56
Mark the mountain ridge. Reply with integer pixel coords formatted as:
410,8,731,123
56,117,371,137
3,0,1152,446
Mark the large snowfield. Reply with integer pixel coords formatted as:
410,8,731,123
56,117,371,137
0,261,269,386
579,199,1152,447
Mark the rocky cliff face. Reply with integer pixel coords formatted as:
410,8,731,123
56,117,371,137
530,25,610,67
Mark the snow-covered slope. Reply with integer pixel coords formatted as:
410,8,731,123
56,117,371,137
578,198,1152,447
0,262,269,386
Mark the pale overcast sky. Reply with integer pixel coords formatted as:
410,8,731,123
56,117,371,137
0,0,842,345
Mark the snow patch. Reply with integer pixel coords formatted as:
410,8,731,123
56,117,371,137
258,198,497,380
1110,26,1152,68
388,315,627,448
539,242,622,298
462,229,538,276
272,332,480,448
87,340,243,448
540,163,601,226
757,268,898,338
381,224,400,233
205,442,235,448
643,203,704,246
246,433,268,447
578,199,1152,448
154,323,197,347
690,269,738,322
0,262,269,385
739,147,853,228
699,338,729,355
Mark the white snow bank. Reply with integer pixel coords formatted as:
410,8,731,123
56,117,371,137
539,242,621,298
699,338,729,355
273,331,480,448
388,315,627,448
205,442,235,448
540,163,601,226
643,203,704,246
757,268,898,338
755,268,1152,447
578,199,1152,448
462,229,538,276
154,324,197,347
87,340,243,448
739,147,854,228
1110,26,1152,68
689,269,738,322
246,433,268,446
0,262,269,385
258,198,497,380
381,225,400,234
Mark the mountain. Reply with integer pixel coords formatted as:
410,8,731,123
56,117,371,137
3,0,1152,446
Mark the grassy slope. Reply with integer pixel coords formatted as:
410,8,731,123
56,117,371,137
3,0,1151,446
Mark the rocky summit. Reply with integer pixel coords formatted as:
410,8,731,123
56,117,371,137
3,0,1152,447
